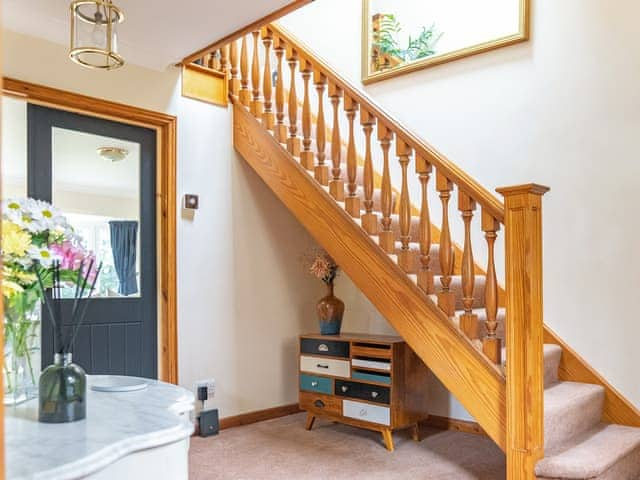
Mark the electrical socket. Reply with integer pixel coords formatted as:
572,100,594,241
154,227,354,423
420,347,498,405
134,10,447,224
195,378,215,399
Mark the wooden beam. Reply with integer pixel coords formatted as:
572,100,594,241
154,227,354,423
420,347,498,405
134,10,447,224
233,98,507,450
180,0,313,66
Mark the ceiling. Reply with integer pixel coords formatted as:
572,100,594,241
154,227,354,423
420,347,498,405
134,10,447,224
1,0,293,71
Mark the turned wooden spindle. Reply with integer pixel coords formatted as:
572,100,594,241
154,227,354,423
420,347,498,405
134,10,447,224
212,50,222,71
327,83,343,195
459,191,479,339
416,155,434,294
300,60,314,170
239,35,250,106
250,31,263,117
229,40,240,96
378,125,395,253
396,140,413,272
273,39,287,143
436,172,456,316
205,53,213,69
344,96,360,218
482,211,501,364
261,29,274,130
314,73,328,185
286,47,301,156
360,109,378,234
221,45,229,74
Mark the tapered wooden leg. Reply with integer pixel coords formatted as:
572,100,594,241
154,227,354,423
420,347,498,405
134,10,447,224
411,423,421,442
381,428,394,452
305,413,315,431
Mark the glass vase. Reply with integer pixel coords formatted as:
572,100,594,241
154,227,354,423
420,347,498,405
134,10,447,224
3,298,41,405
38,353,86,423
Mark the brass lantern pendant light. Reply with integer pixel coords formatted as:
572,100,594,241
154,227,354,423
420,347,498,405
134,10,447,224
69,0,125,70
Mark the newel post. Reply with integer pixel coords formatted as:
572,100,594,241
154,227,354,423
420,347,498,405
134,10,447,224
496,183,549,480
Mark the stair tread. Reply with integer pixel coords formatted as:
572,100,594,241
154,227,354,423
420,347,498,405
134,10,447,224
496,343,562,388
536,423,640,479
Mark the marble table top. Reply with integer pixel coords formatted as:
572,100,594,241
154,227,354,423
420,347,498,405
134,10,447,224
5,375,194,480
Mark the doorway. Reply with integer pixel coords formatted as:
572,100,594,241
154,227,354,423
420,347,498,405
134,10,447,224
28,104,158,378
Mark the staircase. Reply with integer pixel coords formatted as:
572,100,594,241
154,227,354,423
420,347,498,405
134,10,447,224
186,23,640,480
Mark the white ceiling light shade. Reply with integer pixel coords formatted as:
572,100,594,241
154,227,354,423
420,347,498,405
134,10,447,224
69,0,125,70
97,146,129,162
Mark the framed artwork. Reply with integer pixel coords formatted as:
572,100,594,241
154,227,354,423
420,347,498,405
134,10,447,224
362,0,529,84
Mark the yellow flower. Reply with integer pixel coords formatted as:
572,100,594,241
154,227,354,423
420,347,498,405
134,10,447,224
2,279,24,298
2,221,31,257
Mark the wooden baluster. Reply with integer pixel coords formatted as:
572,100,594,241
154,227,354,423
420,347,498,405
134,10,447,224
396,140,413,272
229,40,240,96
286,47,301,156
261,29,274,130
327,83,343,195
344,96,360,218
314,73,328,185
360,109,378,234
250,31,263,117
497,184,549,479
300,60,314,170
459,192,479,339
378,125,395,253
206,53,214,69
482,210,501,364
436,172,456,316
239,35,250,106
221,45,229,75
273,38,287,143
416,155,434,293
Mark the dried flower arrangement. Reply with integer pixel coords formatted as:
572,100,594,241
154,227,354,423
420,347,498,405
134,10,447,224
302,247,339,285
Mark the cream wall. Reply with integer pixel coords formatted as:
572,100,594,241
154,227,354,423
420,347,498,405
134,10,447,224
2,29,322,417
280,0,640,416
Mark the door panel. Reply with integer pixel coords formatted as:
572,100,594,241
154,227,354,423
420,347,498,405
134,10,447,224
28,104,157,379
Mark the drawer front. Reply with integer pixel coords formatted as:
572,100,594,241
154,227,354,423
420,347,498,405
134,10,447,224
300,338,350,358
299,374,332,394
299,391,342,417
335,380,390,405
352,371,391,385
343,399,390,426
300,356,350,378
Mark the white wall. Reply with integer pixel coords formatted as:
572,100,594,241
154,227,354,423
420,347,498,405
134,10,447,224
280,0,640,413
2,29,323,417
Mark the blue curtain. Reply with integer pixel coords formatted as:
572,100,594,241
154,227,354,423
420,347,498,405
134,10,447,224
109,221,139,296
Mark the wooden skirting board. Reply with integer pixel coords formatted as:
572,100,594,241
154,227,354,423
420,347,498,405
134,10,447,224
421,415,486,437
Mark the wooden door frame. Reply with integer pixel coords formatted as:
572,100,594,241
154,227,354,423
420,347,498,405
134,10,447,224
1,77,178,384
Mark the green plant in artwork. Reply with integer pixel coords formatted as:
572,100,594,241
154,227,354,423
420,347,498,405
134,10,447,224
372,13,443,67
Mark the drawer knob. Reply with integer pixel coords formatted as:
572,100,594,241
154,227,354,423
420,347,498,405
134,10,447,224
318,344,329,352
316,364,329,369
341,385,349,393
371,391,379,398
314,400,325,408
311,381,318,387
359,409,368,416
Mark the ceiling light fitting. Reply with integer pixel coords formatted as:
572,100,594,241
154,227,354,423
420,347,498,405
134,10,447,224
69,0,125,70
97,146,129,162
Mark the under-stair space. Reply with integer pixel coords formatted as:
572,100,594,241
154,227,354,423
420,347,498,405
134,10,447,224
184,24,640,480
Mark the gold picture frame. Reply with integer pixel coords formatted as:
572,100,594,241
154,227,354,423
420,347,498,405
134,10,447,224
362,0,530,84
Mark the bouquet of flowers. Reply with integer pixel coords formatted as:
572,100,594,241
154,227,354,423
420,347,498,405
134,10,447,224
2,198,95,401
303,247,339,285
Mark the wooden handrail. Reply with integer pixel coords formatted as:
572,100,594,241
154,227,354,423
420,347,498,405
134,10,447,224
268,23,505,223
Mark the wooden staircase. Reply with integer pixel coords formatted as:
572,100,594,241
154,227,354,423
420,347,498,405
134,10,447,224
184,23,640,480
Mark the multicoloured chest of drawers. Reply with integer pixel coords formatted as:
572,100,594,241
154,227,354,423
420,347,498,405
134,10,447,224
298,333,430,451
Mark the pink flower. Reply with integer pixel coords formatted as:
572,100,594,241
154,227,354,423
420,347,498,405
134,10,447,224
50,241,97,282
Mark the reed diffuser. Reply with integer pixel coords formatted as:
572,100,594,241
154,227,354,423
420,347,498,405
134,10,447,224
36,259,102,423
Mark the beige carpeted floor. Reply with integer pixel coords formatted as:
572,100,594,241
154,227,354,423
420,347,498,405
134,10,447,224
189,413,506,479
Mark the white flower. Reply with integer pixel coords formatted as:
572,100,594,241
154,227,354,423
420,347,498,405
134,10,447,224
27,245,59,267
27,199,65,230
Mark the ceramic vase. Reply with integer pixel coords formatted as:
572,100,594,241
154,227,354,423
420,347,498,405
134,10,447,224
316,281,344,335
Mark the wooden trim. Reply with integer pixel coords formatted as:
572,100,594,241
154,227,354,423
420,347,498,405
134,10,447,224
181,63,228,107
233,98,507,450
0,78,5,480
421,415,486,437
2,78,179,385
498,184,549,480
220,403,302,430
544,326,640,428
180,0,313,66
268,23,505,223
